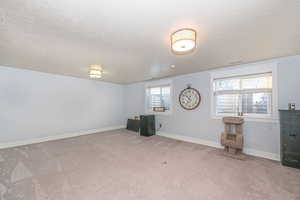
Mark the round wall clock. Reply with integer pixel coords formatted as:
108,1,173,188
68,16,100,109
179,86,201,110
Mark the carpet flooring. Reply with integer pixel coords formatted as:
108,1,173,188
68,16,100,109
0,129,300,200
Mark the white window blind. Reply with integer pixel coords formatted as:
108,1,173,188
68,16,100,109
213,73,273,118
146,85,171,112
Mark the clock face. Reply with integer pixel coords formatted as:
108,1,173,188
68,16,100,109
179,88,201,110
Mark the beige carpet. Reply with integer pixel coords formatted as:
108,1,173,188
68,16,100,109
0,129,299,200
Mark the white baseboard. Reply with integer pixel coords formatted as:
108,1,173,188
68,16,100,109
157,131,280,161
157,132,222,149
0,125,126,149
242,148,280,161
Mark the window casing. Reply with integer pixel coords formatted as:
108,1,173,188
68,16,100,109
212,71,275,119
145,82,172,115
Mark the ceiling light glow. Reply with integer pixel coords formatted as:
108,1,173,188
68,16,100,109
171,28,196,55
89,64,102,78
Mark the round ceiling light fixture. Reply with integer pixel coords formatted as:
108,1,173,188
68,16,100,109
171,28,196,55
89,64,103,78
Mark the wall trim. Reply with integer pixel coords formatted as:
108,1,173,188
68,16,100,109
0,125,126,149
157,131,280,161
209,61,279,122
1,127,280,161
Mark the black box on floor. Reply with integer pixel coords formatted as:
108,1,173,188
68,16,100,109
126,119,140,132
140,115,155,137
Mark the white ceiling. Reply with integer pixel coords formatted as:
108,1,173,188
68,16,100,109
0,0,300,84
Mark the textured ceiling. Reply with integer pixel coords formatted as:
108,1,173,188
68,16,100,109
0,0,300,84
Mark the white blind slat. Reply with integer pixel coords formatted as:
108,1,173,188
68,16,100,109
214,72,273,116
147,85,171,111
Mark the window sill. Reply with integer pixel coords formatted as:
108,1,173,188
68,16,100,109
211,115,279,123
146,111,172,116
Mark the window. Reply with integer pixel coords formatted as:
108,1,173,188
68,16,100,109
213,72,273,119
145,82,172,114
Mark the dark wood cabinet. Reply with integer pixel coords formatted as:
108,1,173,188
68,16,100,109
279,110,300,169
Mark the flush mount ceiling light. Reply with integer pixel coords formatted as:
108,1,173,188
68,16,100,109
89,64,103,78
171,28,196,55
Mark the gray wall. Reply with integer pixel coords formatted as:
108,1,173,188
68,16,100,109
124,55,300,157
1,55,299,153
277,56,300,109
0,66,124,144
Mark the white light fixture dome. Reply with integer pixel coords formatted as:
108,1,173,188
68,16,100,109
89,64,102,78
171,28,196,55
